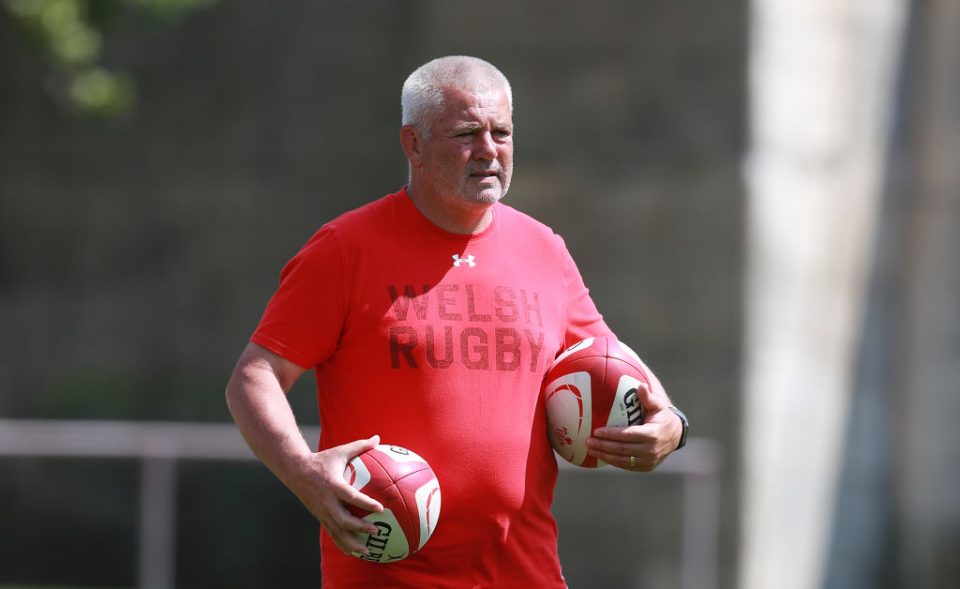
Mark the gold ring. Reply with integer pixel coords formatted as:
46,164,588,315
629,456,636,468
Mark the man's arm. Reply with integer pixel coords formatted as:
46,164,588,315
225,342,383,555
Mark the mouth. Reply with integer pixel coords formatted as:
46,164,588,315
469,170,500,181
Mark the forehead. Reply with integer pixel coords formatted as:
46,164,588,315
435,86,512,127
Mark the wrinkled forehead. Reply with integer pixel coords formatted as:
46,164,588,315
437,84,512,122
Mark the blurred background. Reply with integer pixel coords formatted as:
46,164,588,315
0,0,956,588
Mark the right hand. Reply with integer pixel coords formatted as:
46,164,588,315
288,434,385,556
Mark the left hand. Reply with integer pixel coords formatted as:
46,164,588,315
585,382,683,472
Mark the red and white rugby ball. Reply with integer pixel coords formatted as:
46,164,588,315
343,444,441,563
543,336,660,467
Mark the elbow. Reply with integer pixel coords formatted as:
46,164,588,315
224,367,247,417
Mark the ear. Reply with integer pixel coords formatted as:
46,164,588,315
400,125,423,168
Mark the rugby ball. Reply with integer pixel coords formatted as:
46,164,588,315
343,444,441,563
543,336,659,467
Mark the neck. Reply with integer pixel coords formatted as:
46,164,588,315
406,182,494,235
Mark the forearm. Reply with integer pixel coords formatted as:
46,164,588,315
225,349,385,555
225,363,313,489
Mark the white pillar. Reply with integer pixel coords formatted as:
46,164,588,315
741,0,907,588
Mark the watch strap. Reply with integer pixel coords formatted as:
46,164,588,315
668,406,689,450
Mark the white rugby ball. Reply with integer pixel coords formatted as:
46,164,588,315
543,336,660,467
343,444,441,562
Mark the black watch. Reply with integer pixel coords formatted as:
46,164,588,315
668,406,689,450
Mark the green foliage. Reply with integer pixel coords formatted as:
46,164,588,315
3,0,220,118
67,65,134,116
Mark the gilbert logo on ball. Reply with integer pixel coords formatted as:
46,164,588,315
543,336,661,467
343,445,441,563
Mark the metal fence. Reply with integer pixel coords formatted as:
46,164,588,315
0,419,722,589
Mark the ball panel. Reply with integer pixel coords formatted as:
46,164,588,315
609,339,644,370
367,445,431,480
603,374,644,428
413,476,441,551
345,452,395,495
608,341,668,399
544,370,593,466
602,358,648,429
550,336,598,366
344,455,373,491
389,468,441,552
544,355,617,468
344,454,397,523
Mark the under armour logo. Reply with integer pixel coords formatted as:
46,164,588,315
452,254,476,268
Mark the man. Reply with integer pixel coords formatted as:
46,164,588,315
226,56,687,588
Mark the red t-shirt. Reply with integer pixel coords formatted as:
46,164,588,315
252,188,611,588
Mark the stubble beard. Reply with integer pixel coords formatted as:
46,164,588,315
458,167,512,207
465,181,507,206
422,161,513,210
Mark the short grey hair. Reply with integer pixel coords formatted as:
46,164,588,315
401,56,513,137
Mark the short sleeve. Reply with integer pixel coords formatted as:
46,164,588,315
251,226,347,369
559,237,613,347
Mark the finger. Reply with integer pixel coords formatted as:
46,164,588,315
587,447,656,472
334,435,385,513
637,380,669,412
325,498,381,535
336,478,384,513
591,425,631,440
328,495,383,536
591,422,657,441
322,519,370,556
335,434,381,460
586,435,650,456
322,496,384,543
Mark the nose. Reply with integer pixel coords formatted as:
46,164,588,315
473,131,498,160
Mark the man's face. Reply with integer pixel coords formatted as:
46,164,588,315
416,85,514,207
